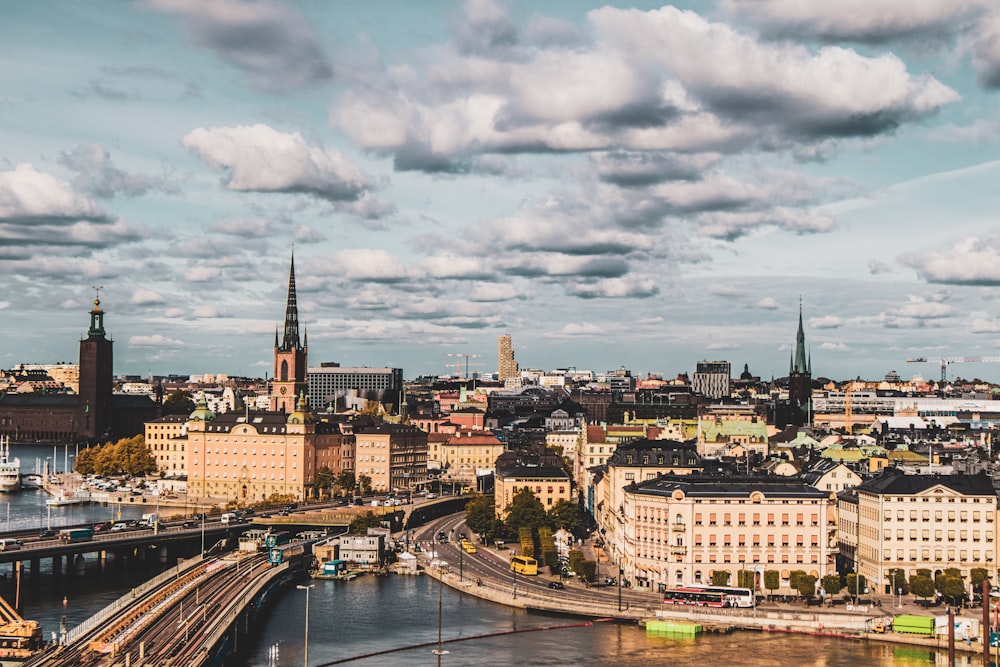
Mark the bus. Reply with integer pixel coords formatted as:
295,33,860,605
662,587,728,607
689,585,755,608
510,555,538,576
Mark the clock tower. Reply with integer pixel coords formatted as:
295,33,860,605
271,255,308,413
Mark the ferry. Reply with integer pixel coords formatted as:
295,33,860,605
0,438,20,494
45,488,92,507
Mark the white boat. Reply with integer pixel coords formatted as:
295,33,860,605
45,488,92,507
0,437,20,493
19,474,43,490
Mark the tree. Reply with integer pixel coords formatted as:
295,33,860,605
162,390,195,415
465,494,500,541
504,488,550,535
336,471,356,496
822,575,842,599
764,570,780,599
579,560,597,582
970,567,989,592
794,574,817,601
737,570,755,589
358,474,372,495
547,499,584,535
349,511,384,533
74,435,156,477
711,570,730,586
936,569,965,605
909,574,936,602
846,574,867,601
315,466,334,498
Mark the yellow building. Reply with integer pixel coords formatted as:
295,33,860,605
494,463,571,520
438,430,504,482
144,413,188,477
354,423,428,493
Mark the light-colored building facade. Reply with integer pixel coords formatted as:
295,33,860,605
307,364,403,411
438,430,505,482
619,476,834,591
495,464,571,520
497,334,519,383
338,532,385,566
838,471,998,595
144,413,188,477
354,423,428,493
692,361,731,399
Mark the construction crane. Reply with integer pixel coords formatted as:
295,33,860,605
444,353,484,378
906,356,1000,384
0,594,42,662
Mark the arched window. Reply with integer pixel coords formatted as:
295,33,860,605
281,360,289,382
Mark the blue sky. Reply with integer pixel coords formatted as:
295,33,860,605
3,0,1000,383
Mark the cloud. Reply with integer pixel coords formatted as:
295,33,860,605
971,318,1000,333
925,119,1000,143
58,144,169,199
182,124,382,207
819,341,848,351
326,249,410,283
130,288,165,305
211,217,271,236
546,322,604,338
184,266,222,282
145,0,333,92
192,304,231,318
757,297,779,309
868,258,893,274
809,315,842,329
71,80,136,102
565,275,659,299
468,282,522,302
0,164,109,223
890,298,954,319
904,236,1000,285
593,151,718,187
129,334,185,348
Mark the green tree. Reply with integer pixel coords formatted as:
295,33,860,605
547,499,584,535
737,570,755,589
794,574,817,601
465,494,500,541
764,570,780,599
846,574,867,601
789,570,807,591
504,488,550,535
314,466,334,498
711,570,731,586
336,470,356,496
579,560,597,582
161,390,195,415
888,569,908,595
358,474,372,495
568,549,584,576
936,570,965,605
909,574,936,602
970,567,989,592
74,446,98,475
821,575,842,598
75,435,156,476
349,510,384,533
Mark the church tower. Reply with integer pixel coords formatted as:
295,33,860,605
271,255,308,413
787,302,812,426
78,291,113,441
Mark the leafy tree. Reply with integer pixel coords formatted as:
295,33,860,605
764,570,780,599
936,570,965,605
74,446,98,475
465,494,500,541
888,569,908,595
789,570,807,591
794,574,817,601
547,499,584,535
314,466,334,497
349,510,384,533
336,471,356,495
970,567,989,593
579,560,597,582
846,574,867,600
162,390,195,415
737,570,755,590
711,570,730,586
74,435,156,476
568,549,584,576
358,474,372,495
821,575,842,598
504,488,550,535
909,575,936,602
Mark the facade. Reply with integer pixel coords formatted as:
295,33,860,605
692,361,731,399
437,430,505,482
271,256,308,414
338,531,385,566
307,364,403,412
144,413,188,477
838,470,998,594
497,334,519,383
619,475,834,591
354,423,428,493
494,463,572,520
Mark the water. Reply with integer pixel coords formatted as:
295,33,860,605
245,575,986,667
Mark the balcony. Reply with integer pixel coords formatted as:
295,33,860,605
669,546,687,555
670,522,685,532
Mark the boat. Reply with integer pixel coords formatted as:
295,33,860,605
18,475,42,490
309,560,363,580
0,437,20,493
45,488,92,507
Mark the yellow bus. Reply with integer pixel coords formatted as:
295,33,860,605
510,555,538,575
461,539,477,554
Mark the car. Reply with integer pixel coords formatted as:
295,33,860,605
111,523,129,532
182,521,197,528
192,513,206,521
259,513,271,519
548,581,564,589
39,530,55,539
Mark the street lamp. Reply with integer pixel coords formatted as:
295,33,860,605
297,584,314,667
618,565,623,612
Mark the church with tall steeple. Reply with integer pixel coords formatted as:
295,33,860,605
271,254,308,413
786,301,812,426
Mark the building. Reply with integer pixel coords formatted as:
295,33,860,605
497,334,519,383
437,430,505,483
354,423,428,493
787,304,812,427
618,475,834,592
271,255,308,414
144,413,188,477
338,530,386,566
307,364,403,412
838,470,998,595
692,361,731,399
494,463,572,520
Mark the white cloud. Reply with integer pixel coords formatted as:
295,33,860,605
181,124,380,205
328,249,410,282
904,236,1000,285
820,341,848,351
129,334,184,348
890,300,954,318
566,275,659,299
468,283,521,302
0,164,107,222
971,318,1000,333
809,315,842,329
546,322,604,337
184,267,223,282
757,297,779,309
192,304,230,318
130,288,164,305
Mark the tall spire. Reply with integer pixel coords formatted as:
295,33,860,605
280,254,300,352
792,298,808,375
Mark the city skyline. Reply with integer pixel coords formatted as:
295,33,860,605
3,1,1000,382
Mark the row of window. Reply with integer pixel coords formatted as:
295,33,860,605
883,510,991,522
192,447,297,456
192,460,298,469
883,550,993,562
882,530,992,542
636,552,819,564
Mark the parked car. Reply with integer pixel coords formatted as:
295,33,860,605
548,581,565,590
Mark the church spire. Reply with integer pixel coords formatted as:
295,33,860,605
280,254,301,352
792,298,808,375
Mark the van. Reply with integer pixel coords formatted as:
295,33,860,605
221,513,236,525
141,513,159,527
0,539,21,551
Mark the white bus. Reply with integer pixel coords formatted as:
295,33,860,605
688,585,755,608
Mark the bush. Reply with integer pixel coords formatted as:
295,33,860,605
579,560,597,582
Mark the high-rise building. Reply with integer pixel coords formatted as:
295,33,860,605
271,255,308,413
497,334,518,382
307,364,403,412
692,361,731,399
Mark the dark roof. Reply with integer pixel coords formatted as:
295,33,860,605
857,470,996,497
630,474,827,499
355,423,426,436
112,394,158,408
606,438,701,467
498,464,570,481
0,394,78,408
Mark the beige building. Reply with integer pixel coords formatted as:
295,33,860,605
354,423,428,493
495,463,571,520
838,470,998,595
437,430,504,482
144,413,189,477
619,476,834,591
497,334,518,383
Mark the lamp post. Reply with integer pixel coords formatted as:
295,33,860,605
296,584,313,667
200,511,206,556
618,565,623,612
459,542,464,583
512,563,517,599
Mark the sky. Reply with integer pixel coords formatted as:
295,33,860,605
3,1,1000,383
